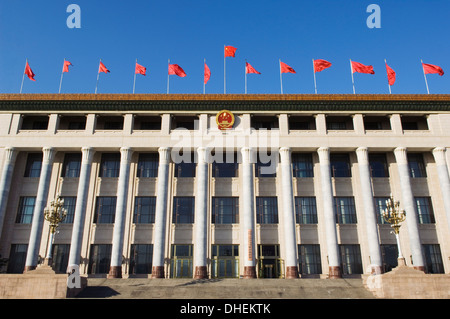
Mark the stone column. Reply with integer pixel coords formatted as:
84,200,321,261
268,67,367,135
279,147,299,278
241,147,257,278
0,147,18,239
108,147,133,278
432,147,450,233
355,147,383,274
317,147,341,278
194,147,209,279
67,147,95,274
152,147,171,278
393,147,425,271
24,147,55,272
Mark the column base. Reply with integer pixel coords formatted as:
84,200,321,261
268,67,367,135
107,266,122,278
194,266,208,279
43,258,52,267
243,266,257,279
328,266,342,279
23,265,36,273
151,266,165,278
370,265,384,275
285,266,299,279
397,257,407,267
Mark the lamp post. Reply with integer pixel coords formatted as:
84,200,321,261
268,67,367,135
43,195,67,267
382,195,407,267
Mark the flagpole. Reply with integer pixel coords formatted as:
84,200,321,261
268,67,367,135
20,58,27,94
279,59,283,94
167,59,170,94
245,61,247,94
385,59,392,94
95,59,101,94
421,59,430,94
313,59,317,94
350,59,356,94
224,46,226,94
203,58,206,95
133,58,137,94
59,58,65,94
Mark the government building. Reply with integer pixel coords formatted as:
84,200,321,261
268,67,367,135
0,93,449,280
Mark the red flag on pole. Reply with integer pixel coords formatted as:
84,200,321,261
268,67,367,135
99,61,110,73
135,63,146,76
245,62,261,74
422,63,444,76
385,63,396,85
62,60,72,73
280,61,296,74
204,63,211,84
351,61,375,74
168,64,187,77
224,46,237,57
25,61,36,81
314,59,332,72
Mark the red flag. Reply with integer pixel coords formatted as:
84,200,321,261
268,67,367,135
168,64,186,77
224,46,237,58
385,63,396,86
98,61,110,73
24,61,36,81
351,61,375,74
280,61,296,74
246,62,261,74
422,63,444,76
135,63,146,76
314,59,332,72
62,60,72,73
204,63,211,84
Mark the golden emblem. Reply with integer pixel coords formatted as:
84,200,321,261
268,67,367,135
216,110,235,130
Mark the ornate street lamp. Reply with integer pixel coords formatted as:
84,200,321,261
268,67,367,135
382,195,407,267
43,195,67,267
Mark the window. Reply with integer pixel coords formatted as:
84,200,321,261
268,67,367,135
99,153,120,178
211,245,239,278
7,244,27,273
62,153,81,178
133,197,156,224
255,153,277,177
51,244,70,273
369,153,389,177
170,245,193,278
408,153,427,178
414,197,435,224
295,197,317,224
363,116,391,130
20,115,49,130
61,197,77,224
212,197,239,224
298,244,322,275
212,152,239,177
137,153,158,178
133,116,161,130
251,116,279,130
16,197,36,224
96,116,123,130
374,197,390,224
339,244,363,275
334,197,357,224
172,116,198,130
401,115,428,131
331,153,351,177
288,116,316,130
256,197,278,224
94,197,116,224
292,153,314,177
172,197,195,224
88,244,112,274
326,116,353,130
174,152,196,178
58,116,86,130
423,244,444,274
130,244,153,275
381,244,398,272
24,153,42,177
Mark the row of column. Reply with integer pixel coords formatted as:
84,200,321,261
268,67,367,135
0,146,449,277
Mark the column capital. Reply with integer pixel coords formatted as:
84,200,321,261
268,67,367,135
355,147,369,164
42,147,55,164
196,147,209,164
81,147,95,163
120,147,133,164
394,147,408,164
3,147,18,163
241,147,254,164
432,147,447,165
158,147,171,164
317,147,330,164
279,147,291,165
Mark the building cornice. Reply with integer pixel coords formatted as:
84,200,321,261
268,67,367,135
1,94,450,112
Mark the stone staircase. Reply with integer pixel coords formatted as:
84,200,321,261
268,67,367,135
75,278,376,299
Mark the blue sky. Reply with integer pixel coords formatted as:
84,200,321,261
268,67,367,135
0,0,449,95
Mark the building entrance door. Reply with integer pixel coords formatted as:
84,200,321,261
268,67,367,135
257,245,284,278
